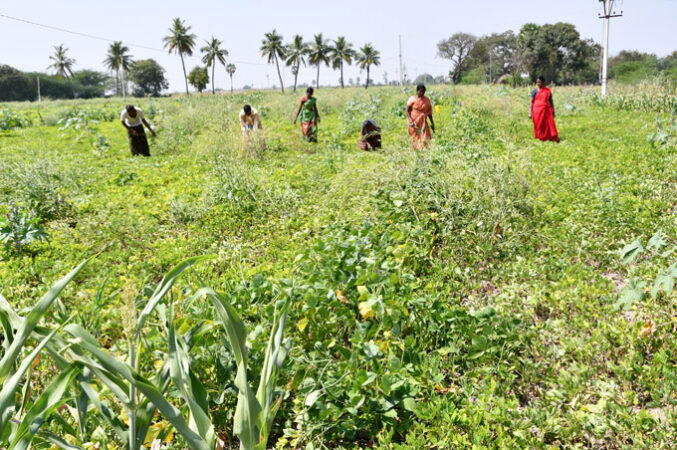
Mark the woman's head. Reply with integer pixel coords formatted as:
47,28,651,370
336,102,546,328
126,104,137,117
243,104,252,115
536,76,546,88
416,84,426,97
306,87,314,97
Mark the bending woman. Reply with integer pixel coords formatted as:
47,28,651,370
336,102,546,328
406,84,435,150
530,76,559,143
294,87,320,143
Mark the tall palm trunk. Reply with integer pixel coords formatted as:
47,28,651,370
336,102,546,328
316,64,320,88
273,54,285,93
340,61,345,89
365,65,370,89
211,61,216,95
180,51,189,96
122,68,126,100
115,69,121,96
293,64,299,93
67,75,75,98
229,74,233,94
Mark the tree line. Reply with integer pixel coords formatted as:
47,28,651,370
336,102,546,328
1,19,676,102
436,22,677,86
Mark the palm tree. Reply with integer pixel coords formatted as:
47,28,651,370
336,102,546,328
226,63,236,94
103,41,133,98
261,29,286,93
285,35,307,93
308,33,331,88
163,17,197,96
330,37,355,89
356,43,381,89
48,44,76,98
201,37,228,95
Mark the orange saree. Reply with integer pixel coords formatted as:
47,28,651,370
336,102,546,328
407,95,433,150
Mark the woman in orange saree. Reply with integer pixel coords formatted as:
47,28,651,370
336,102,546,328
406,84,435,150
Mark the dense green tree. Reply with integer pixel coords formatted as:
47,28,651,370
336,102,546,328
0,65,34,102
103,41,133,97
187,66,209,93
261,29,287,93
437,33,478,83
468,31,520,83
226,63,236,94
163,18,197,96
330,37,355,89
518,22,600,84
201,37,228,95
48,44,76,98
285,35,308,93
356,43,380,89
128,59,169,97
71,70,111,98
308,33,331,88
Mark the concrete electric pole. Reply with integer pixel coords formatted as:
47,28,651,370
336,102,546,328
599,0,624,97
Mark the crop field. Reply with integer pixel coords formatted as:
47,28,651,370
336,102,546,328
1,82,677,449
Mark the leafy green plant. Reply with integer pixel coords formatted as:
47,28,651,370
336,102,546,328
0,110,30,130
0,205,48,254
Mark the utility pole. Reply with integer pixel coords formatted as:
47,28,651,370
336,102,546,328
599,0,623,97
398,35,403,87
37,76,41,103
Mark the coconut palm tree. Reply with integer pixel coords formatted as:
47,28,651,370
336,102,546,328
103,41,133,98
285,35,307,93
163,17,197,96
330,37,355,89
201,37,228,95
356,43,381,89
48,44,76,98
307,33,331,88
261,29,286,93
226,63,236,94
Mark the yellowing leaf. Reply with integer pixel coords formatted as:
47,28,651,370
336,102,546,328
335,289,349,304
297,317,309,332
153,359,164,370
358,301,374,320
639,320,656,338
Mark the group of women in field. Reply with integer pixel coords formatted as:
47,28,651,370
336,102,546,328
120,79,559,157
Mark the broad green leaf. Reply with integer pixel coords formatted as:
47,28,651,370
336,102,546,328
615,279,646,311
9,364,81,450
620,239,643,266
136,255,211,337
0,327,59,436
651,263,677,299
0,258,90,384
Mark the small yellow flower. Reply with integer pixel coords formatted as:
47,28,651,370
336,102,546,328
435,105,441,114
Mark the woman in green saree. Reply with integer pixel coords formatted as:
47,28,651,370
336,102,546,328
293,87,320,142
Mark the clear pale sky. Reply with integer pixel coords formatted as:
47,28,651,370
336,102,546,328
1,1,675,93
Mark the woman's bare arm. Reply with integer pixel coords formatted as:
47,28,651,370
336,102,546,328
293,99,304,123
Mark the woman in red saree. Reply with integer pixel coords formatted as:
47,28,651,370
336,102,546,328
406,84,435,150
530,76,559,142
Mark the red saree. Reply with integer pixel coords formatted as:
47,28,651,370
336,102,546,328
407,95,432,150
532,87,559,142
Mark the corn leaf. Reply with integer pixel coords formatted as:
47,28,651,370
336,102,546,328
0,258,90,385
9,363,81,450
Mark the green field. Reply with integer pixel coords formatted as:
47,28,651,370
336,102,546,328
1,82,677,449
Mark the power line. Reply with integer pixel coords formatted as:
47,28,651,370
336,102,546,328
0,12,271,67
0,12,164,53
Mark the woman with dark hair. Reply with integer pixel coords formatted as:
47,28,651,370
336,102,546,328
406,84,435,150
120,104,156,156
359,119,382,151
530,76,559,142
294,87,320,142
